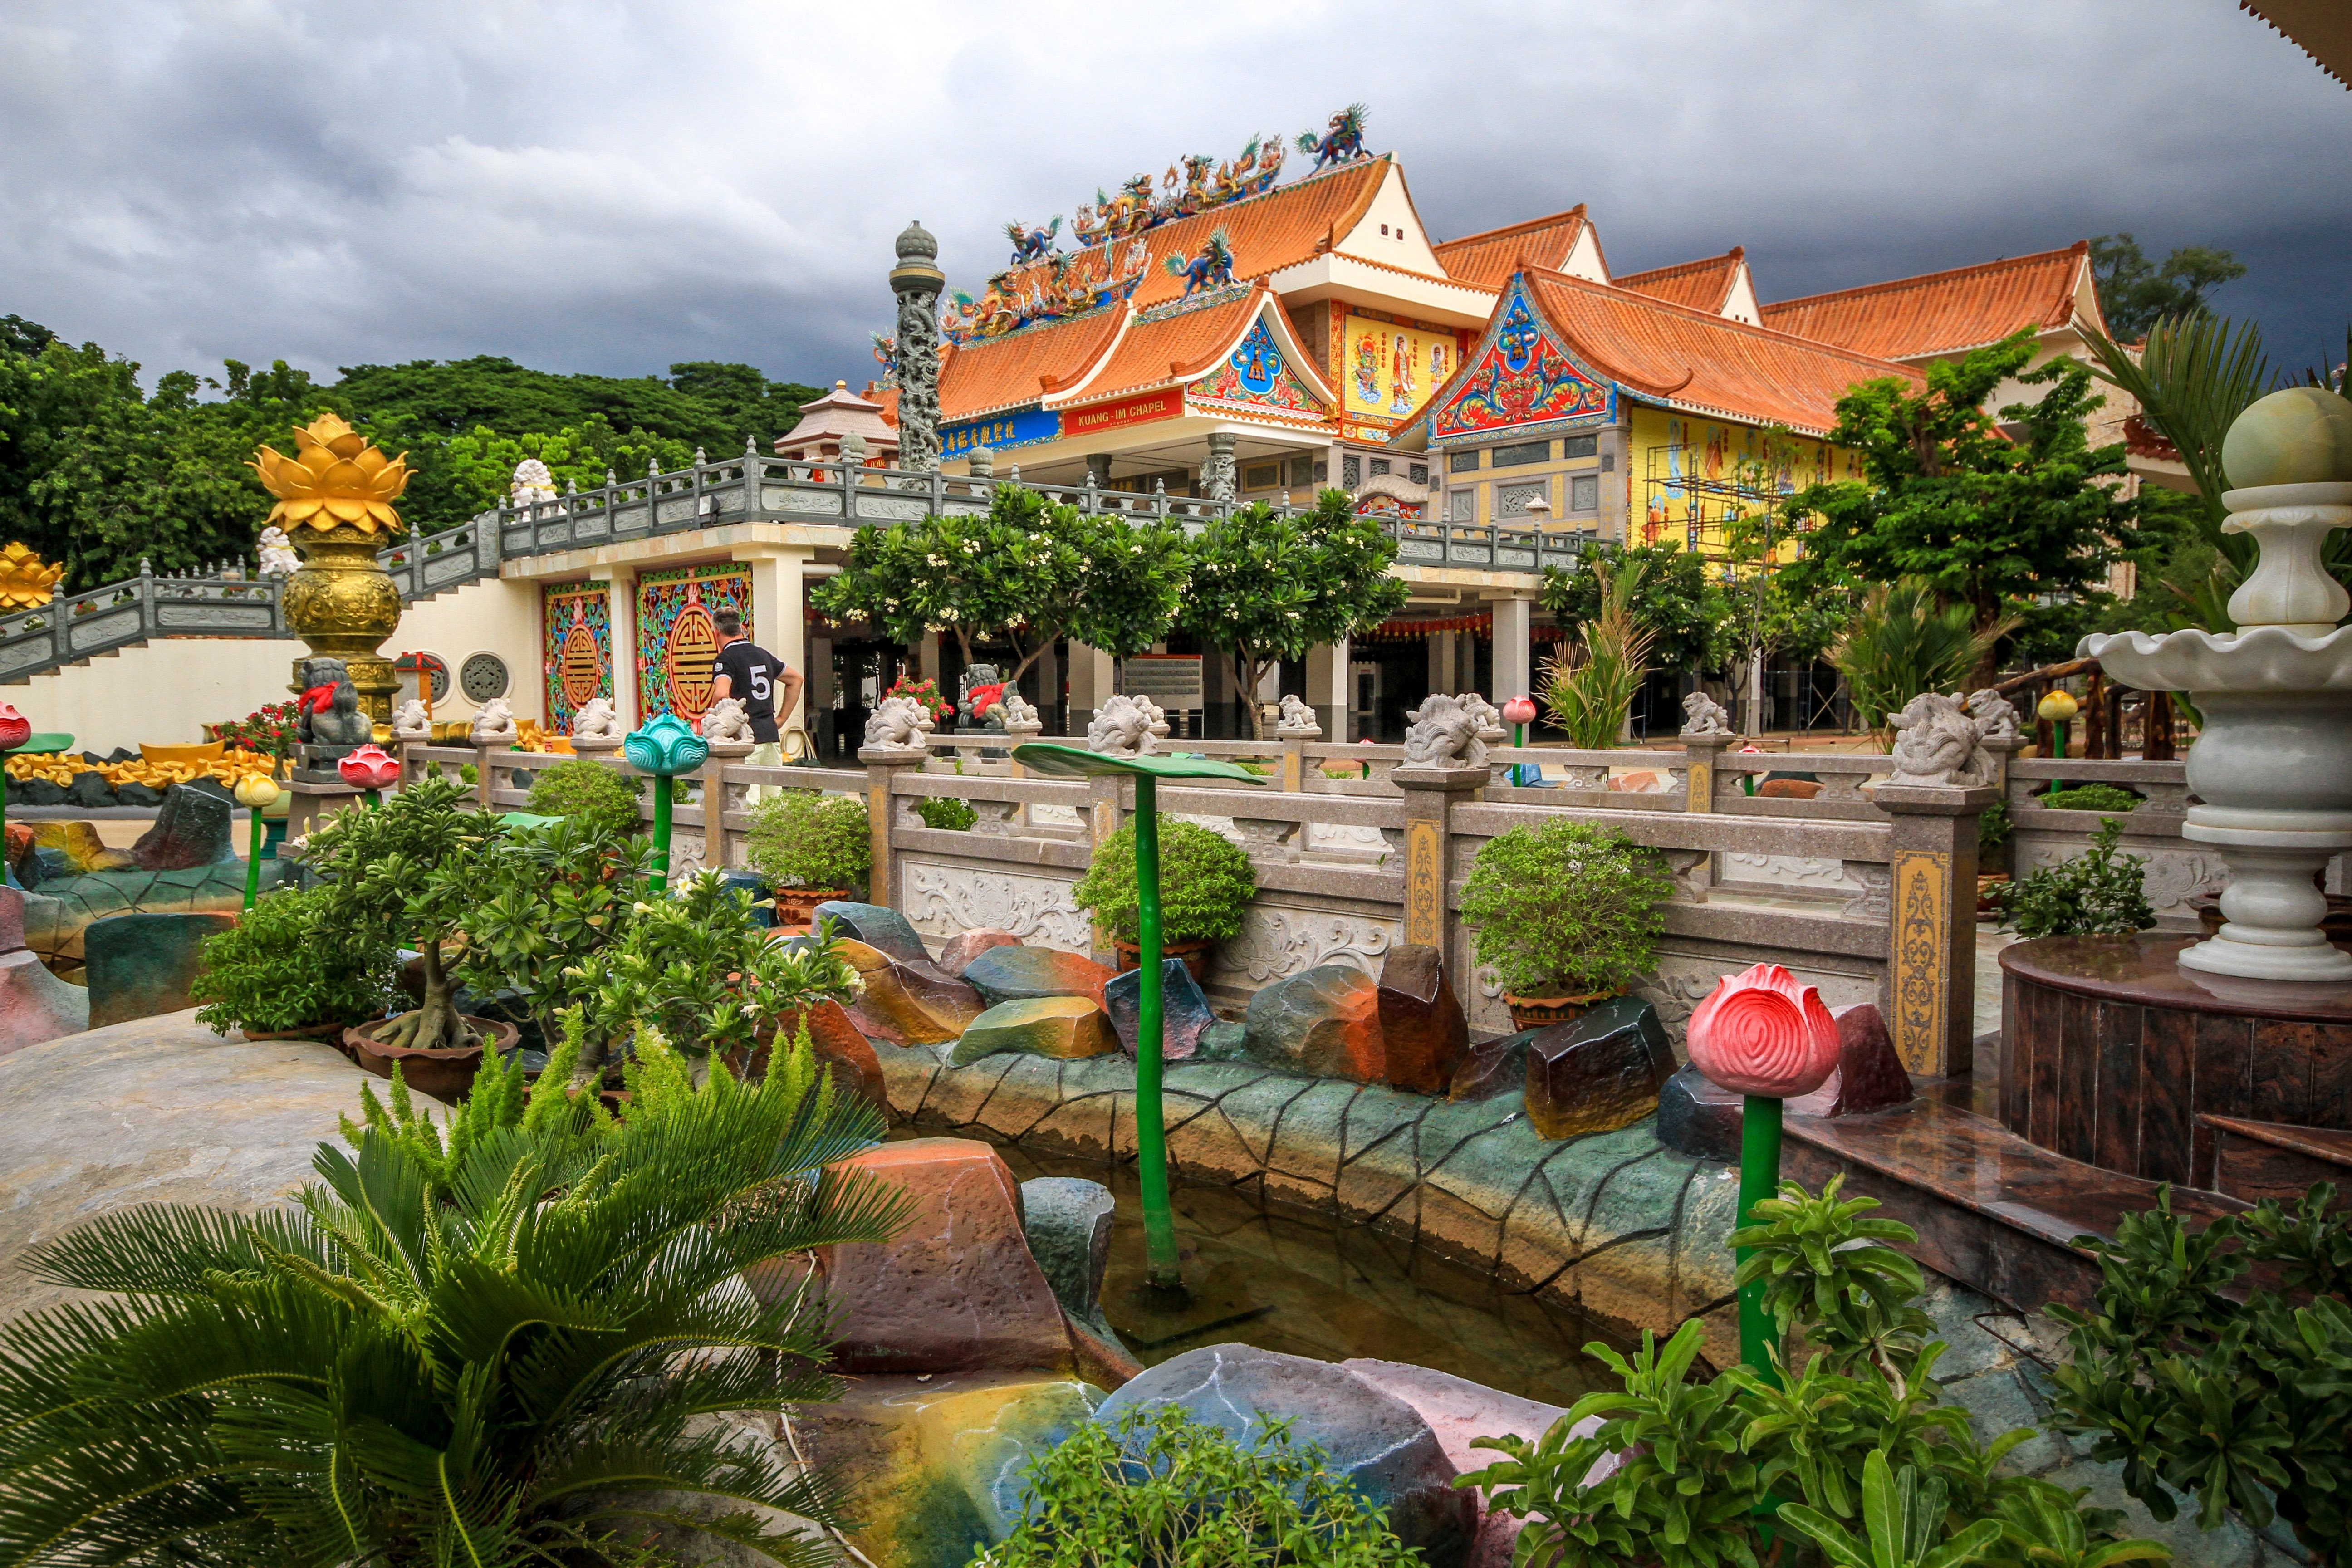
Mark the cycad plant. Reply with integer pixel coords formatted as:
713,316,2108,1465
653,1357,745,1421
0,1016,910,1568
1543,559,1655,749
1831,579,2014,743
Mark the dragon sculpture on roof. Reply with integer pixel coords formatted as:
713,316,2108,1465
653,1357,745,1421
1164,229,1236,299
1297,104,1371,171
1004,216,1060,266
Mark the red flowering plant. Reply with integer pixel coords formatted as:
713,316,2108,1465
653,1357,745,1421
204,700,305,757
883,676,953,724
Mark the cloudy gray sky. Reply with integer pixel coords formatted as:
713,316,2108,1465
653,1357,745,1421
4,0,2347,392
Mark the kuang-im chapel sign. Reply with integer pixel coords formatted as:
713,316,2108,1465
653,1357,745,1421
1119,653,1204,709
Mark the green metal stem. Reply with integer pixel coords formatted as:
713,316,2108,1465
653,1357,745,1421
650,782,674,892
0,765,9,890
1735,1093,1785,1385
362,789,382,809
1132,774,1181,1288
2050,720,2070,796
244,808,265,911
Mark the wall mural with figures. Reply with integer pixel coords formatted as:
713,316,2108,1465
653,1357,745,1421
635,563,749,725
540,581,612,735
1186,313,1327,417
1343,307,1466,424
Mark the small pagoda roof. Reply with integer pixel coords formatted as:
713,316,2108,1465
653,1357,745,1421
1615,246,1759,323
774,380,900,455
1759,242,2101,363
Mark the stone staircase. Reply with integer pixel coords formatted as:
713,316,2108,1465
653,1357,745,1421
2200,1115,2352,1207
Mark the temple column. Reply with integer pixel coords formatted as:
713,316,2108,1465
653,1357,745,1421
740,546,813,733
1203,432,1237,503
1492,593,1534,705
1308,637,1349,742
608,572,639,728
1068,642,1115,735
889,222,943,473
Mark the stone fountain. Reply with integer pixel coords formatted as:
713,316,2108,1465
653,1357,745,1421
2082,386,2352,985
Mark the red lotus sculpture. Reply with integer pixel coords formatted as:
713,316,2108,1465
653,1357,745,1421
1685,961,1840,1098
1501,694,1538,728
0,703,29,753
338,743,401,791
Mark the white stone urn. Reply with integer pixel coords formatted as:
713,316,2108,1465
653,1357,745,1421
2081,387,2352,983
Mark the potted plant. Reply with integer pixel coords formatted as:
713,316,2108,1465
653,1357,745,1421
1071,818,1255,984
190,883,398,1041
744,789,870,926
303,775,520,1100
525,756,649,840
1458,819,1671,1029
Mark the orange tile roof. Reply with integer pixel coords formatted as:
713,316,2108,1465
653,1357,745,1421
1119,157,1392,310
1052,284,1333,410
1615,248,1744,314
937,305,1128,421
1523,268,1922,436
1433,206,1592,290
1759,242,2092,362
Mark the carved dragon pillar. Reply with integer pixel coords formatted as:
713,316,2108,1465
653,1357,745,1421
891,220,944,475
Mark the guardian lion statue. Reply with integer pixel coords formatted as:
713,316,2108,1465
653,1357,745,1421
1965,688,2021,744
570,696,622,740
863,694,936,752
1885,692,1997,788
297,657,372,747
700,696,755,744
1274,693,1321,737
997,689,1041,730
1401,693,1488,769
1086,694,1161,759
469,696,519,745
1681,690,1734,737
1460,693,1507,743
257,525,301,577
390,699,431,742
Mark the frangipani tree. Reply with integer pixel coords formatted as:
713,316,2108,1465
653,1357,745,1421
1178,489,1408,739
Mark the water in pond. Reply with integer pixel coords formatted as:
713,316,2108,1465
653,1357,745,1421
974,1137,1625,1408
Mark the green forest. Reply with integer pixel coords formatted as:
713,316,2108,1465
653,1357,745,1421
0,313,823,592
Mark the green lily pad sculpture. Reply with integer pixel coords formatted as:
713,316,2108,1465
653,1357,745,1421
1014,742,1263,1289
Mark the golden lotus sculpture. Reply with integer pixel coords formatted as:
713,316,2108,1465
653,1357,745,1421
249,412,412,534
0,544,64,610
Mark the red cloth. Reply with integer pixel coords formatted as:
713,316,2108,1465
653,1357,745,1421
965,682,1005,717
299,683,338,715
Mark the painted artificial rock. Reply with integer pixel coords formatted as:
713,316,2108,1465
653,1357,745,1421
960,944,1116,1009
1242,963,1382,1080
1102,956,1214,1060
936,927,1022,978
1656,1067,1745,1161
950,996,1118,1066
19,821,131,876
813,900,929,963
1524,996,1675,1141
1094,1344,1478,1568
130,782,238,871
20,860,280,981
839,938,986,1045
0,888,88,1058
1375,944,1470,1097
1787,1003,1913,1117
775,998,887,1107
1019,1176,1118,1342
1449,1028,1535,1102
85,912,236,1029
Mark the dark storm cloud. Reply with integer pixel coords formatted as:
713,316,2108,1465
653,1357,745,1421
3,0,2346,391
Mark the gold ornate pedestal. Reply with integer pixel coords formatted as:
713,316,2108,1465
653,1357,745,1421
281,528,401,719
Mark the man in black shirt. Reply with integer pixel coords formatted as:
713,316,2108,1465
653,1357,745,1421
708,611,802,793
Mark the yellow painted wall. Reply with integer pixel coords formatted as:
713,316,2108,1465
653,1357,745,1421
1626,405,1865,562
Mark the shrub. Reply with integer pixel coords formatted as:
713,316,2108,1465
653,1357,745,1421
1831,578,2015,738
990,1403,1409,1568
526,756,645,838
2041,783,2141,813
455,814,655,1042
917,794,976,831
1458,819,1670,996
1542,558,1653,749
1071,818,1256,946
744,789,870,893
1978,797,2011,855
1989,818,2155,938
0,1017,909,1568
2049,1182,2352,1566
190,883,397,1034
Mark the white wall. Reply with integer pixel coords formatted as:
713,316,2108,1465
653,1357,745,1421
16,574,545,754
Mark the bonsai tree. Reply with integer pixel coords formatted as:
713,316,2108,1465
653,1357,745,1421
744,788,870,895
457,814,656,1044
189,882,397,1035
525,756,647,839
1071,818,1256,947
303,774,506,1052
1458,820,1671,999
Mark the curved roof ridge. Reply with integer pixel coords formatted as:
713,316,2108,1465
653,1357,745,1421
1433,202,1588,251
1531,265,1918,382
1761,240,2087,317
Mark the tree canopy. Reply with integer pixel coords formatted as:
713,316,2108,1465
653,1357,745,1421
1541,541,1729,676
2088,234,2247,342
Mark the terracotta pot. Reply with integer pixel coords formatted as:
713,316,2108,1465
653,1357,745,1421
774,887,852,928
1115,937,1215,986
1976,874,2010,916
344,1014,521,1104
1504,990,1615,1031
241,1019,353,1042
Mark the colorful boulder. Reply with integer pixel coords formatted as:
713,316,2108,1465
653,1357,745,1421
1102,957,1214,1061
1019,1176,1117,1340
85,911,238,1028
1656,1065,1744,1161
1375,945,1468,1096
1241,964,1382,1082
960,944,1117,1008
1787,1003,1913,1117
774,997,887,1106
937,928,1023,978
813,900,929,962
21,820,131,875
951,996,1118,1065
130,783,237,871
838,938,986,1045
1524,996,1675,1140
1448,1028,1536,1103
0,888,88,1056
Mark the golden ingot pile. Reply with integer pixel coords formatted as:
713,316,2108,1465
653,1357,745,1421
248,412,412,535
512,718,573,754
0,543,64,611
5,749,282,790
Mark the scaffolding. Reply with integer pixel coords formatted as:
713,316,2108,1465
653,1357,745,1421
1638,444,1788,559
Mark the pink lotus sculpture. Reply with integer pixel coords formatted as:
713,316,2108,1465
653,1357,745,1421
0,703,30,753
1502,694,1538,728
338,743,401,791
1686,961,1840,1098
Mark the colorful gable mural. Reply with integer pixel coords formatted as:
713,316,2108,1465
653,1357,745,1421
1432,284,1611,441
541,581,612,734
636,563,751,724
1340,308,1464,424
1629,405,1865,558
1187,314,1325,416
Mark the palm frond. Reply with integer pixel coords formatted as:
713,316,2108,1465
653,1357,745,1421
1830,579,2014,738
2079,311,2268,544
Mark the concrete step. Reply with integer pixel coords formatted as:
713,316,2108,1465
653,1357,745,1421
2200,1115,2352,1209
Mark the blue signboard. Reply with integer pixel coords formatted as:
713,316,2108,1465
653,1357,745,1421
942,404,1062,457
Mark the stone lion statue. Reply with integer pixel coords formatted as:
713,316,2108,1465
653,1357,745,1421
1460,693,1507,743
1681,690,1734,737
863,694,936,752
699,696,755,744
469,696,519,745
297,657,372,747
1401,693,1488,769
390,699,431,742
257,525,301,577
1274,693,1321,737
1965,688,2020,744
510,457,559,507
1885,693,1997,788
570,697,622,740
1086,694,1162,759
997,689,1041,730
